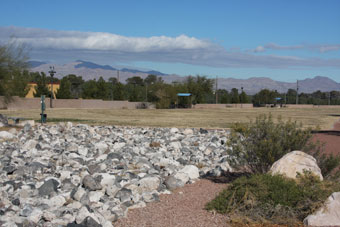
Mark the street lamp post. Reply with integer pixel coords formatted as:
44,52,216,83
48,66,56,108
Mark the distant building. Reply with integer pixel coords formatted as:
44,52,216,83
25,82,60,99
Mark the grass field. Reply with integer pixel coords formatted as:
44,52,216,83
1,107,340,129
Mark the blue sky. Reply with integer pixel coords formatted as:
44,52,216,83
1,0,339,82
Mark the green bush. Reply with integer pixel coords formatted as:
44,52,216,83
227,114,314,174
206,173,340,225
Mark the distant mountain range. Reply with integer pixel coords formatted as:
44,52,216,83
28,60,340,94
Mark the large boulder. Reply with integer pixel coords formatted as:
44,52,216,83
304,192,340,226
269,150,323,181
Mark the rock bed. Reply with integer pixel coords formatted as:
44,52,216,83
0,123,232,226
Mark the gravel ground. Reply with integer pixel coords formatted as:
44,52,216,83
115,179,230,227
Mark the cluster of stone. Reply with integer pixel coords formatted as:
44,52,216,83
0,123,232,226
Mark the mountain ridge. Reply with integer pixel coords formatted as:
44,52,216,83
29,60,340,94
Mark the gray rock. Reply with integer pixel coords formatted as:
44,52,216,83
23,123,32,133
38,179,59,197
165,176,185,190
115,188,132,203
82,175,102,191
20,204,33,217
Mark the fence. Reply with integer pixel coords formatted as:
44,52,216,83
0,96,152,110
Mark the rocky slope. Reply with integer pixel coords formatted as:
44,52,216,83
0,123,232,226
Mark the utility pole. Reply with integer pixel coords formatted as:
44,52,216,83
48,66,56,108
329,92,331,105
296,80,299,105
117,70,120,83
215,76,218,104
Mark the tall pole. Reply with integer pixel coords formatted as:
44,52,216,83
48,66,56,108
215,76,218,104
296,80,299,105
329,92,331,105
241,87,244,108
117,70,120,83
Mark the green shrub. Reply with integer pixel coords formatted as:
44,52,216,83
227,114,313,174
206,173,340,225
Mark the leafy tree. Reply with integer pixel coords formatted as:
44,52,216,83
231,88,240,103
144,74,158,85
65,74,84,98
0,41,29,102
185,75,214,104
82,79,98,99
126,76,144,86
56,77,72,99
96,77,109,100
33,72,51,97
239,90,249,103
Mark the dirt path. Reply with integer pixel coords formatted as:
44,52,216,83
115,179,230,227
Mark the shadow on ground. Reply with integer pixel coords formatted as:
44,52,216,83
201,171,250,184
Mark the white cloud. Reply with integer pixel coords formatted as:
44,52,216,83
250,42,340,53
253,46,265,53
1,26,340,69
0,26,211,52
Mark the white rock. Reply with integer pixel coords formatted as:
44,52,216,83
158,158,180,167
48,195,66,208
220,162,233,172
174,172,189,184
113,142,126,150
97,173,116,188
89,191,104,203
71,175,82,186
170,128,179,134
76,206,100,224
170,141,182,150
66,201,82,209
183,128,193,135
0,131,15,140
304,192,340,226
43,211,56,221
59,171,71,181
106,185,120,197
179,165,199,180
18,120,35,127
138,177,160,193
270,151,323,180
28,208,43,223
73,187,86,201
95,141,108,154
78,146,88,156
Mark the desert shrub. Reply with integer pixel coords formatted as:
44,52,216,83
206,173,340,225
227,114,314,174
